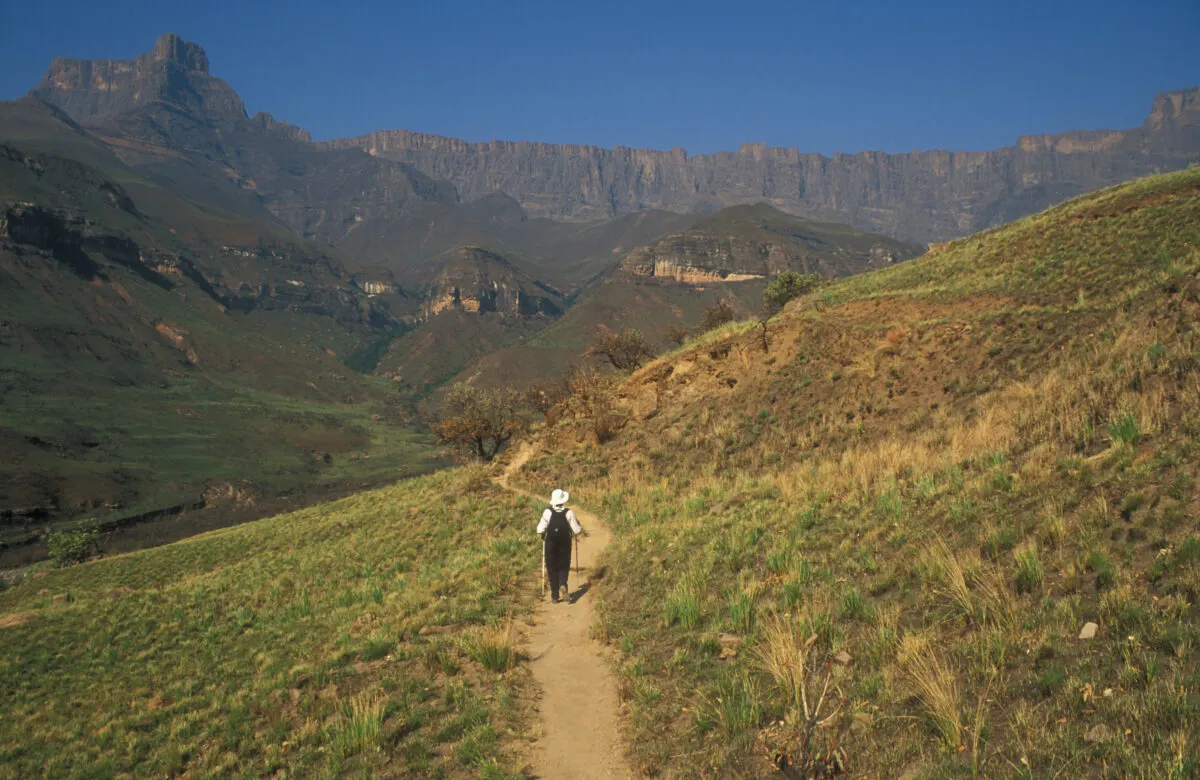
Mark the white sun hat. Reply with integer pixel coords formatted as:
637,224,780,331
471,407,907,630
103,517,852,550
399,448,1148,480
550,489,569,508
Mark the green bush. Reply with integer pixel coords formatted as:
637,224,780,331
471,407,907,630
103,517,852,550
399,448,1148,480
1034,665,1067,697
1086,551,1116,590
839,588,872,622
46,521,100,567
1014,547,1044,594
665,582,703,630
728,592,756,633
1107,413,1140,446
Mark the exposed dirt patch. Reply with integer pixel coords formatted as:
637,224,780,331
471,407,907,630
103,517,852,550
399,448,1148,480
0,612,34,629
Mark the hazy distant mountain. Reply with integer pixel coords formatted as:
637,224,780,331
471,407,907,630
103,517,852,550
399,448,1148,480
327,89,1200,244
621,202,924,283
29,33,247,124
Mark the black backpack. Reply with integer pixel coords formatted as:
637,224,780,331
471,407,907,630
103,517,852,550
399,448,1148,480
545,507,572,544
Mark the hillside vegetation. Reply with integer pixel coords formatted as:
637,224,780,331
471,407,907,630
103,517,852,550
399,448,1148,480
1,170,1195,780
0,100,444,544
0,467,542,778
512,170,1200,777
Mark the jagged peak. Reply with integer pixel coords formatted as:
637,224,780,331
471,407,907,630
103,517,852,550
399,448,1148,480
1145,86,1200,130
29,33,246,125
149,33,209,73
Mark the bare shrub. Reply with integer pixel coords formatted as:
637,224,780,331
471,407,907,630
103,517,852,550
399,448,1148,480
585,328,653,371
701,299,736,331
759,271,820,352
755,612,852,777
523,375,572,420
432,383,524,461
567,367,625,443
666,325,690,347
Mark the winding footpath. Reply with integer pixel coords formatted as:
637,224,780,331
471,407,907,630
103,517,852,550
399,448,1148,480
499,446,633,780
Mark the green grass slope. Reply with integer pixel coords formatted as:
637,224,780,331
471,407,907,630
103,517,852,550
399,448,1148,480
449,271,769,390
0,467,542,778
0,101,445,544
511,170,1200,777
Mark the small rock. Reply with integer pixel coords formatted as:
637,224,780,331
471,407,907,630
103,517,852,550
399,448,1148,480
834,650,853,666
418,625,453,637
1079,622,1099,640
51,593,69,604
897,765,929,780
1084,724,1114,744
718,633,743,649
851,712,874,734
718,646,738,660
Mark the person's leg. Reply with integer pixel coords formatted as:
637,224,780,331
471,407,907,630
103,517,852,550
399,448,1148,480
547,543,569,602
559,566,570,601
550,566,568,602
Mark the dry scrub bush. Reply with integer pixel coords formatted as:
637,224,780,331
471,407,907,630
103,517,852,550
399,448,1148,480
701,299,736,331
432,383,524,461
566,367,625,444
523,375,572,419
755,612,852,777
585,328,653,371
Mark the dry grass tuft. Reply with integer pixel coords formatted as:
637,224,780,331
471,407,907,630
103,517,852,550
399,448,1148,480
901,638,963,749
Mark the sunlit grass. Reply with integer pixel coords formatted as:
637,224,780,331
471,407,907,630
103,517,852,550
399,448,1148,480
510,170,1200,776
0,468,537,776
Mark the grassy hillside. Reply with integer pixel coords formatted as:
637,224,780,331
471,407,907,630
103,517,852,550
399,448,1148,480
450,272,769,390
0,467,542,778
333,195,698,293
621,201,924,280
510,170,1200,777
0,101,446,545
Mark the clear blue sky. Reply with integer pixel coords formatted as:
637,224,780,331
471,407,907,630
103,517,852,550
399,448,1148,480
1,0,1196,155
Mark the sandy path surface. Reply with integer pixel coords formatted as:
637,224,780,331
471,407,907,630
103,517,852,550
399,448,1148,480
499,447,633,780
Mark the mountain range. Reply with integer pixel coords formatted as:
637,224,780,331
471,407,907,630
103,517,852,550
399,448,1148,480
3,31,1198,550
29,33,1200,250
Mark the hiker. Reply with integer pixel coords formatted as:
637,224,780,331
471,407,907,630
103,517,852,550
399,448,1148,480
538,488,582,603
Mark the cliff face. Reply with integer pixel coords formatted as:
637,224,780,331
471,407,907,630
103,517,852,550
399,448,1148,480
422,245,562,321
29,33,247,124
621,202,924,283
25,35,455,278
326,87,1200,244
24,35,1200,250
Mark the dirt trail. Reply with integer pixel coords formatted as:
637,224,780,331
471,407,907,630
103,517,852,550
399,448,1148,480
499,446,633,780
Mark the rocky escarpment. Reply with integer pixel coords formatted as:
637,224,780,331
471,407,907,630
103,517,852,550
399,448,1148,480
622,202,924,283
24,35,1200,252
25,36,454,280
29,33,247,124
327,87,1200,244
422,245,563,320
0,199,391,329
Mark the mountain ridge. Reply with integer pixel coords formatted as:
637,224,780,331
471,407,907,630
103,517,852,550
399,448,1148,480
26,33,1200,249
621,202,925,283
327,87,1200,242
